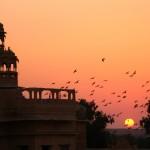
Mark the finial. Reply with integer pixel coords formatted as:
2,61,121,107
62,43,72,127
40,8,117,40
0,22,7,47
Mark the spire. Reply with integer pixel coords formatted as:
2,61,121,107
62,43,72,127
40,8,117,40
0,22,6,49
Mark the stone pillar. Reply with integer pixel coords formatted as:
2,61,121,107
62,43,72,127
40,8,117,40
68,91,71,100
39,90,42,99
34,90,38,100
29,90,32,100
51,91,55,100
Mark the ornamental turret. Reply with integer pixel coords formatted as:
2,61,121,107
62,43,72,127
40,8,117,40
0,23,19,87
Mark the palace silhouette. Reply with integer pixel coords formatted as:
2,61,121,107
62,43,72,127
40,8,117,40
0,23,86,150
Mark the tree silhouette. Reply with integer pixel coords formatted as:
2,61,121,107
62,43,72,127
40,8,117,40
140,100,150,134
78,99,114,148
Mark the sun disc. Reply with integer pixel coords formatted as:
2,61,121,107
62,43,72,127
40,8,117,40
124,118,135,128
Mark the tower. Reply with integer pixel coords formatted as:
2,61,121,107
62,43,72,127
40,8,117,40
0,23,19,87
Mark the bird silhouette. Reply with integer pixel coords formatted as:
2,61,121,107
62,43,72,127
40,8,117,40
122,95,127,99
74,80,79,84
90,77,95,80
73,69,77,73
102,57,106,62
95,84,100,87
111,92,116,95
125,71,130,74
133,70,136,75
89,93,94,96
140,111,144,113
129,74,134,77
103,80,108,82
66,81,71,84
122,90,127,94
63,94,67,97
91,90,95,92
134,100,138,103
44,92,49,95
134,104,138,108
141,84,145,87
101,99,106,103
146,89,150,92
146,80,150,84
99,85,104,88
91,82,96,86
117,100,121,103
139,104,144,108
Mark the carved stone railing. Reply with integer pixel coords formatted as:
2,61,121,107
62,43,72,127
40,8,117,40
21,87,76,101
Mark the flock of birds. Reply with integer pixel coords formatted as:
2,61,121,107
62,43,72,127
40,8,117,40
49,57,149,127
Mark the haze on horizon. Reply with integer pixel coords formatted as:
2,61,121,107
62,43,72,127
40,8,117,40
1,0,150,128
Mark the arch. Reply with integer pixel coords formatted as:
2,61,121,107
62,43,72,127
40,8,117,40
22,90,30,99
60,91,68,100
3,63,7,71
41,90,51,99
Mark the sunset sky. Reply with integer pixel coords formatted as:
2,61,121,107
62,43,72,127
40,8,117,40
1,0,150,128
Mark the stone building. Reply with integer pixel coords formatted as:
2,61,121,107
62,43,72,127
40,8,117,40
0,23,86,150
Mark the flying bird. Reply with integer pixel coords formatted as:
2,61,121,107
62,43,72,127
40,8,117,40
99,85,104,88
44,92,49,95
139,104,144,108
89,93,94,96
66,81,71,84
145,96,148,99
141,84,145,87
91,90,95,92
101,57,106,62
146,89,150,92
133,70,136,75
134,100,138,103
129,74,134,77
75,90,78,93
117,100,121,103
140,111,144,113
134,104,138,108
103,80,108,82
111,92,116,95
73,69,77,73
95,84,100,87
91,82,96,86
122,90,127,94
101,99,106,103
74,80,79,84
125,71,130,74
63,94,67,97
122,95,127,99
146,80,150,84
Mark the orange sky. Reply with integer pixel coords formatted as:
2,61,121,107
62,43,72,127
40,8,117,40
1,0,150,128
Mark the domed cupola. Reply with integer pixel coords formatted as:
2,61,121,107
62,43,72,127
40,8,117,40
0,23,19,88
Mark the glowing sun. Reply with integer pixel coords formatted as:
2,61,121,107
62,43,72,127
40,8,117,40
124,118,135,128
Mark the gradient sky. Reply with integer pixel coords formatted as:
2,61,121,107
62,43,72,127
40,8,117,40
1,0,150,128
